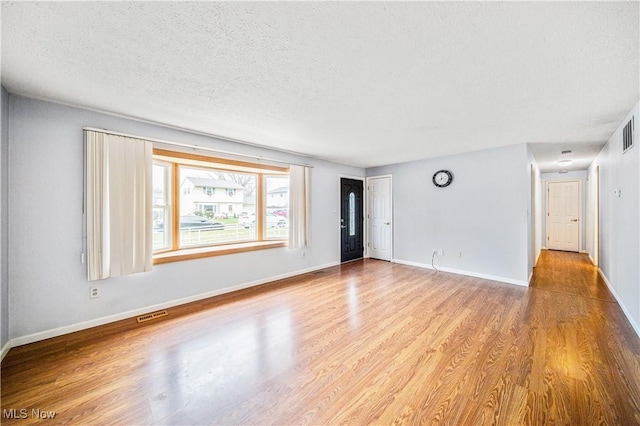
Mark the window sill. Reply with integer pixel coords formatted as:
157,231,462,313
153,240,287,265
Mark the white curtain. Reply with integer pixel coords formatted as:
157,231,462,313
288,165,311,249
86,130,153,281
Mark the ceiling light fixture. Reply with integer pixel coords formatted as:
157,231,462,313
558,159,573,166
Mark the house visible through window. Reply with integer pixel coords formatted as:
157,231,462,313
152,149,290,261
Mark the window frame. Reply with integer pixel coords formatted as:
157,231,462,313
152,148,289,264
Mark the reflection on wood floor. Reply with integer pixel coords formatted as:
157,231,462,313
2,250,639,424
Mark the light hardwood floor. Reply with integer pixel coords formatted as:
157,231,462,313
2,250,639,424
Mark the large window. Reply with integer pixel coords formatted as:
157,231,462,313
152,149,289,263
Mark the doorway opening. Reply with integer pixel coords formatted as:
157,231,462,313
593,166,600,265
530,165,536,267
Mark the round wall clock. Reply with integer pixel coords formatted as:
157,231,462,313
432,170,453,187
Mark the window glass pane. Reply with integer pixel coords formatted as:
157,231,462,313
179,167,257,247
152,164,170,251
349,192,356,236
265,176,289,239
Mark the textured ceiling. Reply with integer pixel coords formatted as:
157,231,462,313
2,2,639,169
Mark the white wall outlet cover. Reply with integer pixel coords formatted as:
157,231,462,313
90,287,99,299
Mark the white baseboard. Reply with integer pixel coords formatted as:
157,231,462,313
0,340,11,362
10,261,340,348
598,268,640,339
541,247,587,255
391,259,528,287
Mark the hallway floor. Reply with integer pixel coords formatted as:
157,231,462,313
530,249,617,301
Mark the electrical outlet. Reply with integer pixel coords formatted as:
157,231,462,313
458,251,463,259
437,249,444,256
302,251,306,258
90,286,99,299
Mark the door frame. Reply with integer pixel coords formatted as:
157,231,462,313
339,175,366,261
593,166,600,266
366,174,393,261
530,164,536,267
545,179,582,252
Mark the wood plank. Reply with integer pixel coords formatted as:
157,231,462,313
2,252,639,424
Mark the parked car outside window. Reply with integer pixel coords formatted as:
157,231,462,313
240,213,287,229
155,215,225,230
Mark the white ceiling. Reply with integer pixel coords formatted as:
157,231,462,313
528,141,609,174
2,2,638,169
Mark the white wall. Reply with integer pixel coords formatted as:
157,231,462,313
7,95,364,344
540,170,588,252
1,87,9,354
587,101,639,336
366,144,530,285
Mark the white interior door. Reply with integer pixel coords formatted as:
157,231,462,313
547,181,580,252
367,176,392,261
